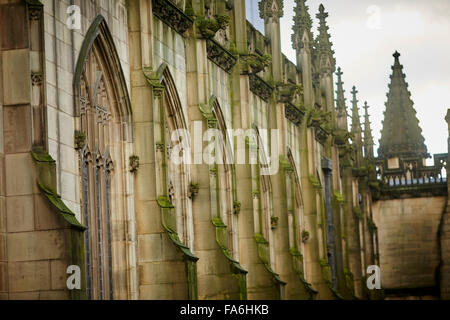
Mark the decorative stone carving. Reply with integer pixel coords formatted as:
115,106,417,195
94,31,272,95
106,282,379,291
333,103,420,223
152,0,194,35
302,230,310,243
206,39,237,73
167,181,175,206
188,182,199,199
209,167,218,177
233,201,241,215
207,118,218,129
31,72,43,86
249,74,274,102
156,142,165,152
27,0,43,21
129,155,140,173
74,130,86,150
285,103,305,127
270,216,279,229
259,0,284,19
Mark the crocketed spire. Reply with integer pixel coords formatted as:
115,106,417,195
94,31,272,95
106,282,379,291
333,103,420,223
315,4,335,70
335,67,347,117
363,101,374,158
378,51,428,159
351,86,362,144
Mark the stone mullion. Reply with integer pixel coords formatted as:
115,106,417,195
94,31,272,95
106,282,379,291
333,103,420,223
86,96,101,300
98,141,113,299
81,151,92,299
88,156,100,299
104,158,114,300
95,155,105,300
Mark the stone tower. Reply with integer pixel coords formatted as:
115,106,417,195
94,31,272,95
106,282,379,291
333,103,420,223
371,52,448,299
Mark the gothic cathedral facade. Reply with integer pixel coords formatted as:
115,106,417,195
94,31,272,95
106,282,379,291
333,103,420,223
0,0,449,300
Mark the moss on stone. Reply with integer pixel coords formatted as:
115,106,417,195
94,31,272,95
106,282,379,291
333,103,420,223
308,174,322,190
333,191,345,203
196,14,230,39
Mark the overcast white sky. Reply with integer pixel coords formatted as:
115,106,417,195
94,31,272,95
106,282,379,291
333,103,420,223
246,0,450,159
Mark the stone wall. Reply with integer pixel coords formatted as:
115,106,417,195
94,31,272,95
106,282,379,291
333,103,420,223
0,0,81,299
372,196,446,297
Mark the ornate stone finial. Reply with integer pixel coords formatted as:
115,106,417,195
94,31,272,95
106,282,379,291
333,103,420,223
378,52,428,159
318,4,326,18
315,4,335,70
393,50,400,60
335,67,347,116
291,0,314,50
259,0,284,20
351,86,358,101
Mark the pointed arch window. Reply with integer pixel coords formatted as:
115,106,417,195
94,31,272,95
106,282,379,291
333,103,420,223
285,148,307,275
211,98,239,259
252,125,275,265
159,65,193,248
75,16,133,300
